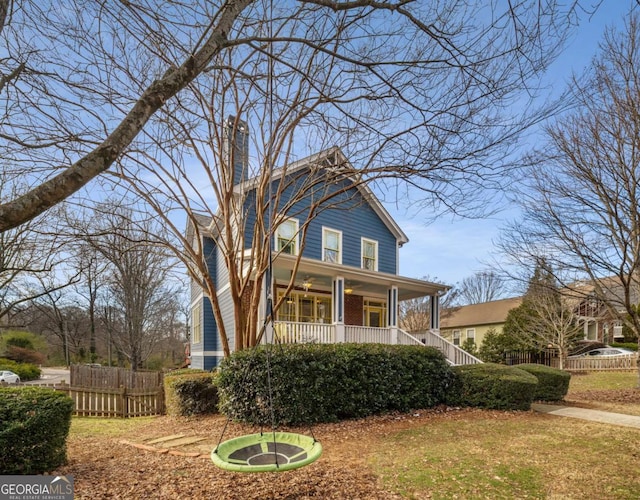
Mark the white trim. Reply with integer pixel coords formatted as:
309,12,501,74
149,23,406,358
190,291,204,308
190,350,226,357
361,237,378,272
322,226,343,264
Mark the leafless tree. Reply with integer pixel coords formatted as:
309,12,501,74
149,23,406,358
0,176,74,321
502,262,582,369
457,271,507,305
77,203,182,369
0,0,595,233
498,12,640,378
29,288,89,366
399,276,458,333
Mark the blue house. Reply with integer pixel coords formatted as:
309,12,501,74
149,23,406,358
188,118,479,369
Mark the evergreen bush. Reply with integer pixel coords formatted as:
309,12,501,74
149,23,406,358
217,343,454,425
164,369,218,416
447,363,538,411
517,363,571,401
0,387,73,474
0,358,41,381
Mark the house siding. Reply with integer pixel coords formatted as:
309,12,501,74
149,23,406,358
242,174,398,274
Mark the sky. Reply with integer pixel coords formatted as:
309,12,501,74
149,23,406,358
395,1,636,287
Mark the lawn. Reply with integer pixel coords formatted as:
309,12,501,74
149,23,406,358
564,370,640,415
54,371,640,499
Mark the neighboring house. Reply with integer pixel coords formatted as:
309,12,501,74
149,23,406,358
565,277,638,343
439,297,523,348
188,118,480,369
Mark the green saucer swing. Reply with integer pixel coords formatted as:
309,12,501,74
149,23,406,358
211,431,322,473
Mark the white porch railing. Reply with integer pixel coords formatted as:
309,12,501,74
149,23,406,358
345,325,391,344
409,329,483,366
273,321,335,344
272,321,481,365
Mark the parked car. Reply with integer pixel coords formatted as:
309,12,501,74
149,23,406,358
569,347,636,358
0,370,21,384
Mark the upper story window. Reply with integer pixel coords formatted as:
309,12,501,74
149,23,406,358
275,218,299,255
361,238,378,271
322,227,342,264
191,302,202,344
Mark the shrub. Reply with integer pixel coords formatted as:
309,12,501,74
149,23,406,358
610,342,638,352
0,358,41,381
217,343,454,426
516,364,571,401
4,345,46,365
164,369,218,416
0,387,74,474
447,363,538,411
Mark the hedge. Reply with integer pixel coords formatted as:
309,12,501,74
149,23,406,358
0,358,41,381
447,363,538,411
516,364,571,401
0,387,74,474
216,343,454,425
164,369,218,416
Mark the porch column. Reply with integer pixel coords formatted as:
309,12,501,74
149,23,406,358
334,276,345,343
388,286,398,344
429,294,440,331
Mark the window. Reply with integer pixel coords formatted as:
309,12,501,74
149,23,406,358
277,291,331,323
322,228,342,263
275,219,298,255
191,302,202,344
361,238,378,271
452,330,461,346
364,299,387,327
466,328,475,345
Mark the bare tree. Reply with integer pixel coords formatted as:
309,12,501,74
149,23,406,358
0,1,592,232
457,271,507,305
80,204,182,369
502,261,582,369
399,276,458,333
498,12,640,378
0,177,73,321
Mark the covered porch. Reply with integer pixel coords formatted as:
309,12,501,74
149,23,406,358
264,254,482,365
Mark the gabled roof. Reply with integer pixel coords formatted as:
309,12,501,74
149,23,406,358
440,296,523,329
235,146,409,245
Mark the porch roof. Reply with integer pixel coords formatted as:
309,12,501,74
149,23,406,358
272,253,449,301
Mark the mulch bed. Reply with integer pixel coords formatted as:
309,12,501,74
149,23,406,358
52,407,495,499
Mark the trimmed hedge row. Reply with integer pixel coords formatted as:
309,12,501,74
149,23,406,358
446,363,539,411
517,363,571,401
164,369,218,416
216,343,454,425
0,387,74,474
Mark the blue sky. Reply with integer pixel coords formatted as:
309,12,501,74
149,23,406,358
395,1,636,287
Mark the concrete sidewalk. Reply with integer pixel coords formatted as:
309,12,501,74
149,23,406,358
532,403,640,429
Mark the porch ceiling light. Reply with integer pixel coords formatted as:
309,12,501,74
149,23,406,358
302,278,312,292
344,287,353,295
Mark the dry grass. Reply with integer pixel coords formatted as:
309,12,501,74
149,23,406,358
565,371,640,416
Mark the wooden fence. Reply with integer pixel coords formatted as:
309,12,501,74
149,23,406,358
505,350,638,372
39,382,164,418
42,365,167,418
70,365,163,389
563,354,638,372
